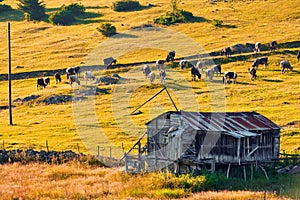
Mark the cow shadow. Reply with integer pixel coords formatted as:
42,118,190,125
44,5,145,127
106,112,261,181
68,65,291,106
262,79,283,83
113,33,139,39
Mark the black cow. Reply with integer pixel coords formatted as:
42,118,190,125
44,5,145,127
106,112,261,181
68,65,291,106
220,47,232,57
54,73,61,84
74,66,81,77
280,60,293,74
156,59,165,70
252,57,268,70
191,66,201,81
270,40,277,51
297,50,300,61
66,66,81,79
166,50,176,62
249,67,257,80
37,77,50,89
223,71,237,84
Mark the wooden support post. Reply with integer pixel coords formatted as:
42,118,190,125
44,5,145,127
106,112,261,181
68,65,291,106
46,140,49,152
243,165,247,182
8,22,13,126
98,145,100,157
251,164,253,180
237,138,241,165
110,147,112,158
226,163,231,179
259,165,269,181
77,143,80,154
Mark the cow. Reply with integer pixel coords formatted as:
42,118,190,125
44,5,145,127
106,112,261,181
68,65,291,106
74,66,81,77
179,60,188,70
159,70,166,85
37,77,50,89
68,75,80,86
223,71,237,84
166,50,175,62
191,66,201,81
252,57,268,70
196,61,205,72
205,68,214,81
156,59,165,70
54,73,61,84
66,67,75,79
142,65,151,78
220,47,232,57
253,42,261,53
212,64,221,76
147,71,155,84
84,71,95,81
270,40,277,51
280,60,293,74
249,67,257,80
297,50,300,61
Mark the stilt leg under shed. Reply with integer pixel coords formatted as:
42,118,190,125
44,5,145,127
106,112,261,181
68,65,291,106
226,164,231,179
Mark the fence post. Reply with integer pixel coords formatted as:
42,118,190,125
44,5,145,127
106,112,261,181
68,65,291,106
46,140,49,152
77,143,80,154
98,145,100,157
110,147,112,158
2,140,4,150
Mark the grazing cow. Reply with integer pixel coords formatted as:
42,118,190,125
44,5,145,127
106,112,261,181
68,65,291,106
147,72,155,84
270,40,277,51
249,67,257,80
191,66,201,81
220,47,232,57
37,77,50,89
280,60,293,74
84,71,95,81
68,75,80,86
179,60,188,70
212,64,222,76
205,68,214,81
66,67,75,79
223,71,237,84
74,66,81,77
196,61,205,72
297,50,300,61
166,50,176,62
159,70,166,85
252,57,268,70
156,59,165,70
54,73,61,84
142,65,151,78
253,42,261,53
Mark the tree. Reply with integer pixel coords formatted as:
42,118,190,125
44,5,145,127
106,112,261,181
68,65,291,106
170,0,180,14
17,0,46,21
96,23,116,37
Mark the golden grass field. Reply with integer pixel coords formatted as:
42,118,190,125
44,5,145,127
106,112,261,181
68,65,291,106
0,0,300,199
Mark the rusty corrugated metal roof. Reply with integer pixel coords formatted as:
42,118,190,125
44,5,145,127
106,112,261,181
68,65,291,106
180,111,281,131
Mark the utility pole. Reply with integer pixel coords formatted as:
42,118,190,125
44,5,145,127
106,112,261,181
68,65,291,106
8,22,13,125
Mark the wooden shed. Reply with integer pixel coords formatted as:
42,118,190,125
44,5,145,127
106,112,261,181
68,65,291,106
124,110,281,174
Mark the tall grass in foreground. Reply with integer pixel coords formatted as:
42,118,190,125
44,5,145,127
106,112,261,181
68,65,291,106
0,163,296,199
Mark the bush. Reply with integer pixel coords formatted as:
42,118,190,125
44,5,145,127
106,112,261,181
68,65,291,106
0,4,12,12
212,19,223,27
153,9,194,25
49,10,75,25
112,0,142,12
61,3,85,16
17,0,47,21
96,23,117,37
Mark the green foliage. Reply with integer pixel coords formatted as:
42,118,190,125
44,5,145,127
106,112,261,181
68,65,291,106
153,9,194,25
212,19,223,27
61,3,85,16
96,23,117,37
49,10,75,25
112,0,142,12
17,0,47,21
49,3,86,25
0,4,12,12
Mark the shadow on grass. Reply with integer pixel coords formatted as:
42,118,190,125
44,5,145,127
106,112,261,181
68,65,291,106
113,33,139,38
262,79,283,83
189,16,209,23
0,9,24,22
277,41,300,49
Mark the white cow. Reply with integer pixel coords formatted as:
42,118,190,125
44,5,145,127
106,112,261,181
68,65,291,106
147,72,155,84
156,59,165,70
179,60,188,70
68,75,80,87
159,70,166,85
84,71,95,81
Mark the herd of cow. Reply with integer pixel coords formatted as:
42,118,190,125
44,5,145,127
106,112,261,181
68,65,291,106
37,41,300,89
142,41,299,85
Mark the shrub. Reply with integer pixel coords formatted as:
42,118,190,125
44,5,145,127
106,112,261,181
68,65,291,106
17,0,47,21
61,3,85,16
212,19,223,27
112,0,142,12
49,10,75,25
0,4,12,12
153,9,194,25
96,23,117,37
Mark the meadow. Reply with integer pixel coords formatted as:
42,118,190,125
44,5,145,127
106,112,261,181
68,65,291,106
0,0,299,199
